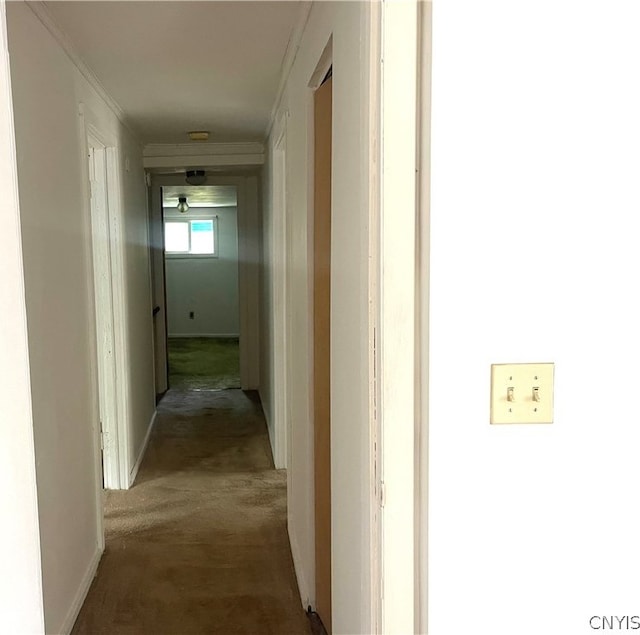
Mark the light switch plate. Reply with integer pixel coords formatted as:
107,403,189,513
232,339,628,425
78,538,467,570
490,363,554,424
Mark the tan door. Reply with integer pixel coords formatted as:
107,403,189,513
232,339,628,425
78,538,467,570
314,74,332,633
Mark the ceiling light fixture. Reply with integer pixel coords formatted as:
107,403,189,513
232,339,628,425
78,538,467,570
177,196,189,213
188,131,209,142
185,169,206,186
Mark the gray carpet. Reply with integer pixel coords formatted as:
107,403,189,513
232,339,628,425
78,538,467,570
72,389,310,635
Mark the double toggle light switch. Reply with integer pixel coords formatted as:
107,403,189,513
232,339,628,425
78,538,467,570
491,363,554,424
506,386,541,403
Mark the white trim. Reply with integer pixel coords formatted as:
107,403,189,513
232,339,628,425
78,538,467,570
272,109,289,148
57,547,102,635
106,142,132,491
144,142,264,158
265,1,313,139
26,2,140,144
416,4,432,633
85,128,121,494
80,103,131,492
367,2,383,633
144,153,263,170
128,410,157,487
271,119,288,469
168,333,239,339
379,1,420,633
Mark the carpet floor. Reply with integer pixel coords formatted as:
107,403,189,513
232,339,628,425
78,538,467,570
168,337,240,391
72,389,310,635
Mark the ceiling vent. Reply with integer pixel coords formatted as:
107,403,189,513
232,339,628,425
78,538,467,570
185,170,207,186
188,131,209,141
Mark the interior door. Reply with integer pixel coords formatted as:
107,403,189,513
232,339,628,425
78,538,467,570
314,72,332,633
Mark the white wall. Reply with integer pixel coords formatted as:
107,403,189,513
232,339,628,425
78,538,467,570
430,2,640,634
260,149,275,450
238,175,261,390
7,4,155,632
165,206,240,337
0,2,45,631
262,3,374,632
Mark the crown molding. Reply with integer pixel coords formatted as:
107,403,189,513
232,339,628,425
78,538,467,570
265,1,313,140
27,2,140,142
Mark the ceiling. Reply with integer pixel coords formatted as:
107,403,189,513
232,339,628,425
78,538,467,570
45,1,301,144
162,185,237,208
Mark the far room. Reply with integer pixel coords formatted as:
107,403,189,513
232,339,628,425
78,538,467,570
162,184,240,390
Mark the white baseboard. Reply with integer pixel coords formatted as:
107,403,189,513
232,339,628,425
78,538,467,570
128,410,157,487
288,523,313,611
168,333,239,338
57,546,102,634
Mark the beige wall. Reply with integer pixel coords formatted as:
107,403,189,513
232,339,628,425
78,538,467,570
7,3,155,632
262,3,374,632
259,148,274,451
429,1,640,633
164,206,240,337
0,2,45,631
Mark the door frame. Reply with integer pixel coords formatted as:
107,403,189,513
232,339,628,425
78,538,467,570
80,103,130,493
149,174,260,391
377,0,427,633
271,112,289,469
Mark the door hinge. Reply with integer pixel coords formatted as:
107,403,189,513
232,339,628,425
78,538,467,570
379,481,386,508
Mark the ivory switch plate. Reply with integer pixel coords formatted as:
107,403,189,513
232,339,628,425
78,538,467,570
490,363,554,424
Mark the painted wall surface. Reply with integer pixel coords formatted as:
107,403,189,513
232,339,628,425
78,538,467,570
0,3,45,631
430,2,640,634
238,175,261,390
259,148,274,450
262,3,373,632
165,206,239,337
7,4,155,632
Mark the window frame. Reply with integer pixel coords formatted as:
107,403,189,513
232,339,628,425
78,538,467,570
164,215,219,259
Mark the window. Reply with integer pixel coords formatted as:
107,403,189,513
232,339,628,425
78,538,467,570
164,218,217,256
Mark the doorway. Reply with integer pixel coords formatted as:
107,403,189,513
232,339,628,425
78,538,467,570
162,185,241,391
85,123,129,491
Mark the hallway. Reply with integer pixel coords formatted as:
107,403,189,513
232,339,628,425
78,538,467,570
72,389,310,635
2,2,381,632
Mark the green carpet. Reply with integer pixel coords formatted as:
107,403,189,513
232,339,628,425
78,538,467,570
168,337,240,390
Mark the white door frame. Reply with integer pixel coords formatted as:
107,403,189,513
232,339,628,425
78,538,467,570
416,5,432,632
272,111,289,469
377,0,426,633
80,104,130,491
